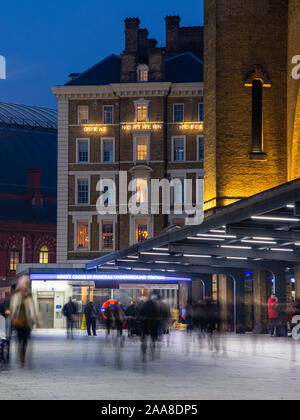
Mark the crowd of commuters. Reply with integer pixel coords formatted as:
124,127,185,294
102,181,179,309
1,276,300,369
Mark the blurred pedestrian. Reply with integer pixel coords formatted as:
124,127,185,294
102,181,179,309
185,299,194,334
62,297,78,339
267,294,278,337
0,297,11,368
139,294,160,361
104,304,114,339
114,302,125,336
10,275,40,367
125,301,136,337
84,301,98,336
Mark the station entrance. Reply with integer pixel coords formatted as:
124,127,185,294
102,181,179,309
29,272,190,329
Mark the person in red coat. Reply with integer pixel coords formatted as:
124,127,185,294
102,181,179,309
267,294,278,337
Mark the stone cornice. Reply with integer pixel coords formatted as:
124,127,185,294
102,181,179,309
51,82,203,100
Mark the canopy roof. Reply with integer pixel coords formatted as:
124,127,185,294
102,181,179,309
86,178,300,282
0,102,57,130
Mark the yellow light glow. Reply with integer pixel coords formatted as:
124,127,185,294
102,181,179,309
121,123,162,131
83,126,107,133
179,123,204,131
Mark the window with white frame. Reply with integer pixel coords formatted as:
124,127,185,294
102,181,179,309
197,136,204,161
198,103,204,122
103,184,115,205
137,64,149,82
135,137,148,161
102,138,114,162
77,179,89,205
173,104,184,123
136,177,148,204
77,139,89,163
102,220,114,250
78,106,89,124
135,100,148,122
103,105,114,124
173,177,185,205
172,137,185,161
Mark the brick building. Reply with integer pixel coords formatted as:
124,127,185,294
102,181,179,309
204,0,300,210
202,0,300,330
0,103,57,297
52,16,204,264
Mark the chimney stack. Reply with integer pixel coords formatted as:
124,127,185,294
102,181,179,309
124,17,141,53
165,15,181,54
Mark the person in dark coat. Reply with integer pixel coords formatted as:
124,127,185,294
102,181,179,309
84,301,98,336
62,298,78,339
139,295,160,360
104,305,114,339
114,302,125,336
125,301,136,337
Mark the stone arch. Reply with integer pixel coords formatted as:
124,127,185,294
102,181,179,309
34,234,56,263
244,64,271,87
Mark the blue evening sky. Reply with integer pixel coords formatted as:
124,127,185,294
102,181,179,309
0,0,204,109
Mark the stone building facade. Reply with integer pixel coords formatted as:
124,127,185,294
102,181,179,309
52,16,204,263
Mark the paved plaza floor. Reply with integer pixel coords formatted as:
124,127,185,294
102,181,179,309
0,329,300,400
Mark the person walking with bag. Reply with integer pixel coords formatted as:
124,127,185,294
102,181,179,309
62,297,78,339
10,275,40,367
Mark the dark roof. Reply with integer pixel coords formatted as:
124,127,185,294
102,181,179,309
0,102,57,130
65,54,122,86
65,52,203,86
0,126,57,196
165,52,203,83
0,198,56,224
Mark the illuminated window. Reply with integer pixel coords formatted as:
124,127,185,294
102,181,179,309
137,65,149,82
77,222,89,249
102,139,114,162
78,106,89,124
136,137,148,161
136,219,148,243
102,221,114,250
198,103,204,122
103,106,114,124
197,136,204,161
39,246,49,264
77,179,89,204
10,247,19,271
173,104,184,123
136,177,148,204
136,104,148,122
77,140,89,163
173,137,185,161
